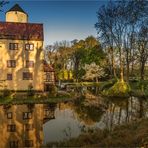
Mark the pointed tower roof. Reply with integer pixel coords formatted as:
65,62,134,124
7,4,27,15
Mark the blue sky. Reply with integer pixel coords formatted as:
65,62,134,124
0,0,107,46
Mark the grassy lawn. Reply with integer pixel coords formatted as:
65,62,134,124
0,93,73,105
0,79,147,105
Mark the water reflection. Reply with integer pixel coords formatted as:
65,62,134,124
0,103,56,148
100,97,148,131
44,96,148,144
0,96,147,147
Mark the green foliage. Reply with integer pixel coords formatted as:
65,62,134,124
58,70,73,80
102,80,131,98
27,84,35,97
130,80,148,97
2,88,11,98
58,70,64,80
74,68,85,81
53,36,107,82
48,85,58,97
75,104,104,123
81,46,106,66
99,79,117,91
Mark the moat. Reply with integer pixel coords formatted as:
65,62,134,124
0,96,147,147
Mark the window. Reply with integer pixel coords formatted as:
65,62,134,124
26,61,34,68
45,73,51,82
24,140,33,147
25,124,33,131
23,112,32,119
25,44,34,51
7,124,16,132
9,141,18,148
23,72,33,80
7,112,13,119
44,109,55,119
44,109,51,117
7,74,13,80
7,60,16,68
9,43,18,50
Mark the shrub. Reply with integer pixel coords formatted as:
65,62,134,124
27,83,35,96
3,88,11,97
130,80,148,97
48,85,58,97
102,80,131,98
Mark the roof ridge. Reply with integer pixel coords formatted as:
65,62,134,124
6,4,27,15
0,21,43,25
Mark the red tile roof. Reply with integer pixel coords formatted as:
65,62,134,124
0,22,43,41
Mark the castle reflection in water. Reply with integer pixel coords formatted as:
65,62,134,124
0,103,56,148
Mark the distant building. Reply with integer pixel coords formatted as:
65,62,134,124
0,4,54,91
43,61,55,91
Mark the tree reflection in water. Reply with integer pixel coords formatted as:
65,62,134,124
102,97,148,131
0,96,147,147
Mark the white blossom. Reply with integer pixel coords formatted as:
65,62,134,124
83,62,105,81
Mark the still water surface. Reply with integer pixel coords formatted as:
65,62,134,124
0,96,147,147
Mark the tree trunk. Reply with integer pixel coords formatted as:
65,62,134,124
111,47,117,78
140,62,145,80
126,48,130,82
126,63,129,82
139,99,144,118
119,47,124,82
95,77,99,95
126,99,129,123
118,108,122,124
74,59,79,82
110,104,116,130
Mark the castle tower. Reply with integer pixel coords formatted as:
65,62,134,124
0,3,44,91
6,4,28,23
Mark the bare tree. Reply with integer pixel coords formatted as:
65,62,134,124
0,0,8,12
137,25,148,80
95,0,148,82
